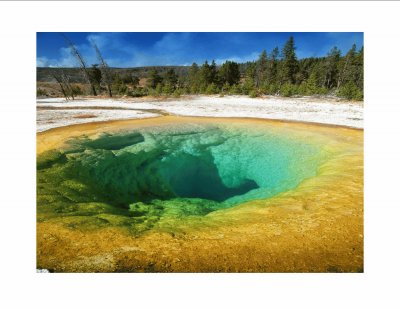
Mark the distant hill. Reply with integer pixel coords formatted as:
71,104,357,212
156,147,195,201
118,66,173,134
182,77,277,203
36,63,253,83
36,66,192,83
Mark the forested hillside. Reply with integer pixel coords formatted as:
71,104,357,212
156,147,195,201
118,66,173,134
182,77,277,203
37,36,363,100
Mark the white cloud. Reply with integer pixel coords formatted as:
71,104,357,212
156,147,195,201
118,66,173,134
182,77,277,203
215,51,260,65
37,57,51,67
153,33,192,52
37,39,100,68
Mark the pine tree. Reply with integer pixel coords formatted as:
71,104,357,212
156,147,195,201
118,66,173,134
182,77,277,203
337,44,357,89
188,62,200,93
243,62,256,94
210,60,218,85
282,36,298,84
255,50,268,87
354,47,364,90
164,68,178,90
147,68,163,89
268,47,279,85
219,61,240,86
199,60,211,89
323,47,341,89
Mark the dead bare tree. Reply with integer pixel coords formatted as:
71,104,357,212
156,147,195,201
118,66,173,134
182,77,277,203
52,68,77,100
62,34,97,96
61,71,74,100
91,40,113,97
52,72,69,100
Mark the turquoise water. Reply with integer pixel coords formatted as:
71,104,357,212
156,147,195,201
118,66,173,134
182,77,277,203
37,123,326,233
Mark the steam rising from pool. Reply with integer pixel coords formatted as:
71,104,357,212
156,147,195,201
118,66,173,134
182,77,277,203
37,123,327,234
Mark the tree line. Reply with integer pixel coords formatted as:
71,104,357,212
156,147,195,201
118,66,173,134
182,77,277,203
45,36,363,100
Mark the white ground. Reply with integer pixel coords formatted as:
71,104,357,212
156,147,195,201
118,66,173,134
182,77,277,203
36,95,363,132
37,108,159,132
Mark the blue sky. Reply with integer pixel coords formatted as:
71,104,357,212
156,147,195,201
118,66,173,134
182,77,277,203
37,32,363,68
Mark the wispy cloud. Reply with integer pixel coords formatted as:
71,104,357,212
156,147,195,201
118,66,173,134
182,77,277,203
37,33,259,68
215,51,260,65
37,44,93,68
37,57,52,67
153,32,193,53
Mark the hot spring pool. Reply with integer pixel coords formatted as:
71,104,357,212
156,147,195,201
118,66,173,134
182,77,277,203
36,117,363,272
37,120,330,234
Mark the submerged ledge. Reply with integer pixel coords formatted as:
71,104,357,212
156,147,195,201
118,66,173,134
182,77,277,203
36,95,363,132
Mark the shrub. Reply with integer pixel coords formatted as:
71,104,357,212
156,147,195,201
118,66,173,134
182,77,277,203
37,88,47,96
298,74,329,96
199,85,207,94
162,84,174,95
249,90,258,98
262,83,279,95
242,82,254,95
128,87,147,97
71,85,83,96
317,87,329,95
221,83,231,94
155,84,163,96
147,87,156,96
173,89,182,98
112,83,128,95
229,84,242,95
297,83,307,96
280,83,298,97
190,85,199,94
205,83,218,95
337,81,363,100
